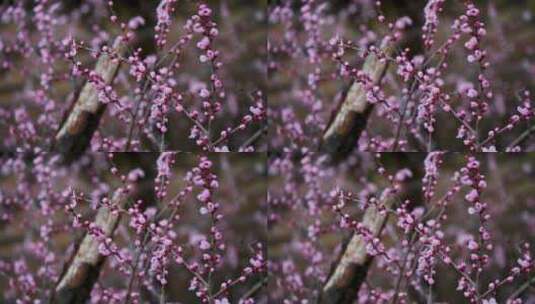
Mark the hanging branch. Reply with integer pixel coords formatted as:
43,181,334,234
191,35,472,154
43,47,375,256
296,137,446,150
53,37,127,162
320,40,394,160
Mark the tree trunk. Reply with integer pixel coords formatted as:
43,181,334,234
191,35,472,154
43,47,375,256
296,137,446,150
318,154,424,304
320,40,394,161
53,37,127,163
49,154,157,304
50,190,127,304
318,199,394,303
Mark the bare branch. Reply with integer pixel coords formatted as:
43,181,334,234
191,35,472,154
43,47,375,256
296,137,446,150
507,124,535,149
507,274,535,301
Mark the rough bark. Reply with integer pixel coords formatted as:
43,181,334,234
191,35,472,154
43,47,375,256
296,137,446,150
320,40,394,161
53,37,127,163
50,190,128,304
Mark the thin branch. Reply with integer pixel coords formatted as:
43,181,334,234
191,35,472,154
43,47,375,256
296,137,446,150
507,274,535,301
239,125,267,150
392,79,418,151
507,124,535,149
240,277,268,301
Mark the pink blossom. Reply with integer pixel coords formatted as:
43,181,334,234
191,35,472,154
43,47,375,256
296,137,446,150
464,37,478,50
197,36,210,50
467,88,479,98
